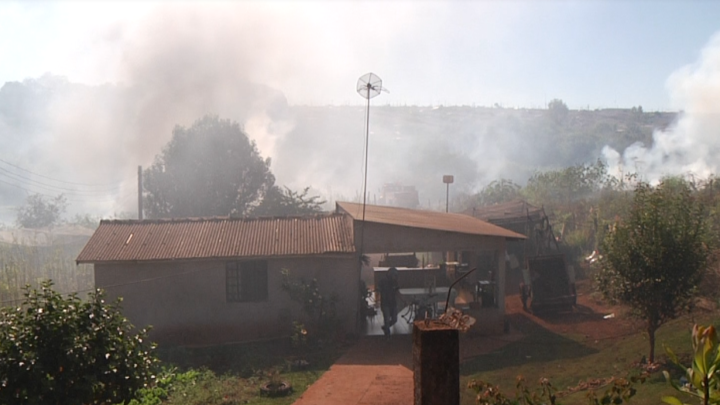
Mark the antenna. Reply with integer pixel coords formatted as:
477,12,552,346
356,72,386,276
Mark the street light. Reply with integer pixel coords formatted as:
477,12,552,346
443,175,454,213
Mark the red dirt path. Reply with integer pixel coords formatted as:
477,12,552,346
292,281,640,405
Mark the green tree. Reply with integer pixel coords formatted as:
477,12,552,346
596,179,712,362
476,179,522,207
15,193,67,229
523,161,611,208
143,115,275,218
548,98,569,124
0,281,158,404
143,115,324,218
253,186,325,217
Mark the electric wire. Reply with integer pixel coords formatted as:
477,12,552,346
0,166,127,195
0,158,127,188
0,178,130,204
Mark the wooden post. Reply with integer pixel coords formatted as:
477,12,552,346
413,320,459,405
138,165,143,220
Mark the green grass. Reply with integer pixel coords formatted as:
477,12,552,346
146,338,349,405
460,312,720,405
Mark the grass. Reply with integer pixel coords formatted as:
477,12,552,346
147,337,350,405
139,308,718,405
460,311,720,405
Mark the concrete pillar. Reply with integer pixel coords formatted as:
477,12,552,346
496,241,506,315
413,320,459,405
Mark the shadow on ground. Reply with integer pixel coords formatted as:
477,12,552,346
532,304,613,325
334,334,414,369
460,311,598,376
156,338,348,377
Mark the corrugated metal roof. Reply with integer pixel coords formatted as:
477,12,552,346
77,214,355,264
464,200,546,225
336,202,526,240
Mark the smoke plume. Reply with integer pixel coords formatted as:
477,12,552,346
603,33,720,183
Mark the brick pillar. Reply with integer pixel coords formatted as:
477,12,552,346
412,320,459,405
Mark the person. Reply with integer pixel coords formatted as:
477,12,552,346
519,281,530,311
378,267,400,336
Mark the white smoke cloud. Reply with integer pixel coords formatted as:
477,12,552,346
603,32,720,183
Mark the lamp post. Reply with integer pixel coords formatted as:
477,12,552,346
443,175,454,213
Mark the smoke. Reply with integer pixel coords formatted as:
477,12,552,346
1,3,527,219
0,4,312,219
5,4,718,222
602,33,720,183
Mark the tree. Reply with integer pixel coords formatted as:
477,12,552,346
523,160,611,208
0,281,158,404
143,115,275,218
16,193,67,228
253,186,325,217
548,98,569,124
476,179,522,206
596,179,712,362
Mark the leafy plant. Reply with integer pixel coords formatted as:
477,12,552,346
469,376,558,405
0,281,159,405
469,375,640,405
663,325,720,405
280,269,339,343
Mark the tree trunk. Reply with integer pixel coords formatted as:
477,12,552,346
648,324,656,363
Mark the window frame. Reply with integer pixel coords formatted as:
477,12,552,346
226,260,269,303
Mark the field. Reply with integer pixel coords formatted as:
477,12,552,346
460,280,718,404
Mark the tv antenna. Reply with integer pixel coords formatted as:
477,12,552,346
356,72,386,266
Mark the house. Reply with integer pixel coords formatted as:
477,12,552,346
77,202,524,345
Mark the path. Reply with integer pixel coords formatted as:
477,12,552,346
294,286,632,405
292,335,414,405
292,330,524,405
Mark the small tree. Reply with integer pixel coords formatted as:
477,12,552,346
597,179,712,362
0,281,158,405
16,193,67,228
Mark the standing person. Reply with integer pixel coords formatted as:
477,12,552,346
378,267,400,336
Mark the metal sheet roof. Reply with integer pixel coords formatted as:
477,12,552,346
336,202,526,240
464,200,547,225
76,214,355,264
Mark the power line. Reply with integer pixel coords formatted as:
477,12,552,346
0,177,132,204
0,158,128,188
0,166,126,195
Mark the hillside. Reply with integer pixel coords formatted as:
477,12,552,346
0,77,678,217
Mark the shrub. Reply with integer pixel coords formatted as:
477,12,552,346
280,269,340,343
0,281,159,405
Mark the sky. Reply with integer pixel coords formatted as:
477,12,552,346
1,1,720,111
2,1,720,221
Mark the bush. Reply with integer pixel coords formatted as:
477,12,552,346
0,281,159,405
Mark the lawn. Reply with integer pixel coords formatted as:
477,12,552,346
459,311,720,405
145,337,350,405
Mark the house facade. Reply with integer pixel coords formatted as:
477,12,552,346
77,214,357,345
77,203,525,345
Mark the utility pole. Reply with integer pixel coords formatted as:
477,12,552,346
138,165,143,220
443,175,454,213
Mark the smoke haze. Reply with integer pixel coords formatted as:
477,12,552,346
603,33,720,183
0,3,719,222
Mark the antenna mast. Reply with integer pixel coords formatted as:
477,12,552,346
356,73,386,259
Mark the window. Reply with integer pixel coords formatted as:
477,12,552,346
226,260,268,302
